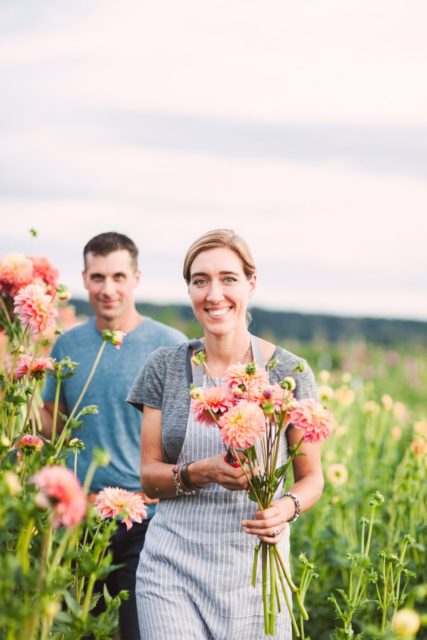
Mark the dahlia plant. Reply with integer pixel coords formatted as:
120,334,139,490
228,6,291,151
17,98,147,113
0,244,143,638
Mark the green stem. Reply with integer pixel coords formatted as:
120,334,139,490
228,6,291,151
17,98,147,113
269,545,277,635
274,551,300,637
252,543,260,588
55,340,107,454
50,376,62,443
22,382,37,435
262,543,269,635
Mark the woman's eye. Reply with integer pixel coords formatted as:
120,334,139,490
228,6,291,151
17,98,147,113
224,277,237,284
193,279,207,286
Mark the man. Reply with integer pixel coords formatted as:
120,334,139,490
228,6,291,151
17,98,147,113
42,232,186,639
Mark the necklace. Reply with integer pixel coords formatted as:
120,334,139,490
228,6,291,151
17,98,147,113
203,341,252,364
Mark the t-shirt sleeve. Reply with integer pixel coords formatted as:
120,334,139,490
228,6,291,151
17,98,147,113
126,348,166,412
294,361,319,402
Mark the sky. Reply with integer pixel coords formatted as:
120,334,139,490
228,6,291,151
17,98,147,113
1,1,426,320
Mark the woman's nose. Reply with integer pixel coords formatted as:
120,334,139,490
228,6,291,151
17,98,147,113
206,280,224,302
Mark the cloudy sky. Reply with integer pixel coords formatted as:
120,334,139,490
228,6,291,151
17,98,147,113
1,1,426,320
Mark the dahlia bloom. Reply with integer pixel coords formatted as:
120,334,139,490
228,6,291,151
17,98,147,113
30,256,59,292
13,283,57,335
224,363,269,399
218,400,266,449
17,434,44,453
94,487,147,530
32,466,87,527
289,398,333,443
0,253,33,296
15,354,55,379
191,386,236,425
326,463,348,486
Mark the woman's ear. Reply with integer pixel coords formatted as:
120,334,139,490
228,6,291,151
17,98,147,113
248,274,257,298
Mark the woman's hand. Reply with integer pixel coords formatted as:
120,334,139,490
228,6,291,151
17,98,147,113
193,453,250,491
241,496,297,544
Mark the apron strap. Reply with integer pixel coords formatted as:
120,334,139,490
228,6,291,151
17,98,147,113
250,334,266,368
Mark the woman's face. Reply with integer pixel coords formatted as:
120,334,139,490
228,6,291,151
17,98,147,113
188,246,256,336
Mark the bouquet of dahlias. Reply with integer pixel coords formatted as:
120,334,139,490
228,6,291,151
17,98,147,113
190,355,333,637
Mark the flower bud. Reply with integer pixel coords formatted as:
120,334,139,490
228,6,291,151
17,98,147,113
280,376,296,391
93,448,111,467
4,471,21,496
56,284,71,302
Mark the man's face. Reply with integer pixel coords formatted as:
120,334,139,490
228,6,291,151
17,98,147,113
82,250,140,326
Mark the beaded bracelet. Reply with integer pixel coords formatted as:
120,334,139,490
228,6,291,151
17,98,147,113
283,491,301,522
172,464,197,496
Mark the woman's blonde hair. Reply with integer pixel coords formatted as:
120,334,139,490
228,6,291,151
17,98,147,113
183,229,256,283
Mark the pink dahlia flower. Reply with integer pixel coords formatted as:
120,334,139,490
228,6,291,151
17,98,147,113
0,253,33,296
110,330,126,349
32,466,87,527
218,400,266,449
192,386,236,426
17,434,44,452
14,284,58,335
15,354,55,379
30,256,59,293
224,363,269,399
94,487,147,530
289,398,334,443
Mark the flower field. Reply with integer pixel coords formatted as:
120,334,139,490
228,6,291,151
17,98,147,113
0,245,426,638
290,342,427,639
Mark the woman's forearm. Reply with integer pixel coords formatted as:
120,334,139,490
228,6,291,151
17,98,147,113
281,472,324,520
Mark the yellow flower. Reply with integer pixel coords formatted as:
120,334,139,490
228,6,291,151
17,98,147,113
327,463,348,486
381,394,393,411
4,471,21,496
392,608,421,637
335,424,348,438
414,420,427,437
318,370,330,384
318,385,334,401
334,387,355,406
363,400,379,414
341,372,352,384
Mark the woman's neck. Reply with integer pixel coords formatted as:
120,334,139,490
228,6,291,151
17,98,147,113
202,331,252,375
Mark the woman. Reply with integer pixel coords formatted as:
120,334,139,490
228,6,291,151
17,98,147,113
127,229,324,639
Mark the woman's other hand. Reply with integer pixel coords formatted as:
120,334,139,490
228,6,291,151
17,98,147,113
241,496,296,544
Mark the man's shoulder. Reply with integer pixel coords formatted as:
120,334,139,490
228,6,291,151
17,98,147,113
138,317,187,345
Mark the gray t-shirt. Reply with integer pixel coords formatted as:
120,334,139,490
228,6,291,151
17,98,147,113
43,316,186,505
127,340,318,464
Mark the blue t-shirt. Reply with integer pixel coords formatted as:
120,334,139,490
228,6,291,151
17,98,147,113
43,316,186,516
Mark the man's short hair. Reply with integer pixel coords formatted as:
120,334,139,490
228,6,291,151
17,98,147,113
83,232,139,269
